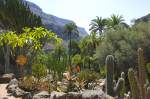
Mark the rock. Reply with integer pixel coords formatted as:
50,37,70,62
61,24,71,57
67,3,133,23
33,91,50,99
66,92,81,99
1,96,9,99
0,73,15,83
22,92,32,99
7,84,18,93
6,78,18,91
13,87,26,97
50,91,66,99
7,78,18,86
81,90,106,99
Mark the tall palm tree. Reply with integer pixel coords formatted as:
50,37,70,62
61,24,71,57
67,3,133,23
64,23,79,72
107,14,124,29
89,16,107,36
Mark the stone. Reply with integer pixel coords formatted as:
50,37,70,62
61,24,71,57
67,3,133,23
22,92,32,99
0,73,15,83
7,79,18,86
33,91,50,99
66,92,81,99
13,87,26,97
7,84,18,93
50,91,66,99
81,90,106,99
6,78,18,92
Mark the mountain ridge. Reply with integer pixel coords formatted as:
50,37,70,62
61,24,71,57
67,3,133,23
25,0,88,39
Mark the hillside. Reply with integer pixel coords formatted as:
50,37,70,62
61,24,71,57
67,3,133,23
25,0,88,39
135,13,150,23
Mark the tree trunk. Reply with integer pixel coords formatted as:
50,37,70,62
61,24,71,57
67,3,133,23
4,45,10,73
68,33,72,73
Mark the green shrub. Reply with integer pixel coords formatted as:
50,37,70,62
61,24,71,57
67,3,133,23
32,64,47,80
100,66,106,78
78,70,99,82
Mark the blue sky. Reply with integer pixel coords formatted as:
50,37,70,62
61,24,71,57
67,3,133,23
28,0,150,33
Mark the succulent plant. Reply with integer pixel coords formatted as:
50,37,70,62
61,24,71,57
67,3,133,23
114,77,125,98
128,68,140,99
137,48,148,98
105,55,115,96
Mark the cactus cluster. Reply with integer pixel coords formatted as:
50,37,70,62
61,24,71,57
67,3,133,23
128,48,150,99
105,55,125,97
105,48,150,99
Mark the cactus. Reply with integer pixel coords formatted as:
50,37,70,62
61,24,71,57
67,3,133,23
105,55,114,96
114,77,125,98
121,72,125,79
146,87,150,99
113,72,126,98
128,68,140,99
137,48,148,99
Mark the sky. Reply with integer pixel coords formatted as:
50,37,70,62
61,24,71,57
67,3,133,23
28,0,150,33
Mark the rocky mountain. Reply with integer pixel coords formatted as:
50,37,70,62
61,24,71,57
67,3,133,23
135,13,150,24
25,0,88,39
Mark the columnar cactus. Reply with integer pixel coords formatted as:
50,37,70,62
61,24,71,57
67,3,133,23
114,72,126,98
146,87,150,99
128,68,140,99
114,77,125,98
105,55,114,96
121,72,125,79
137,48,148,99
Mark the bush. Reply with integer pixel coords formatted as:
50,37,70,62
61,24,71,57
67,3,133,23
32,64,47,80
19,76,51,93
19,76,38,92
78,70,99,82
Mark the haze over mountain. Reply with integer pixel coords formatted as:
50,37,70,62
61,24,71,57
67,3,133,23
24,0,88,39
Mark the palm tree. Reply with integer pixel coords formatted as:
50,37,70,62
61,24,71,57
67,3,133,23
107,14,124,29
79,33,100,69
89,16,107,36
64,23,79,72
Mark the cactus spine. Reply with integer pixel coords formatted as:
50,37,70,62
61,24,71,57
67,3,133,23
105,55,114,96
128,68,140,99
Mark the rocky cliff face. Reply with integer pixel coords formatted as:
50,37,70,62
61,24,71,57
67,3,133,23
25,0,88,39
